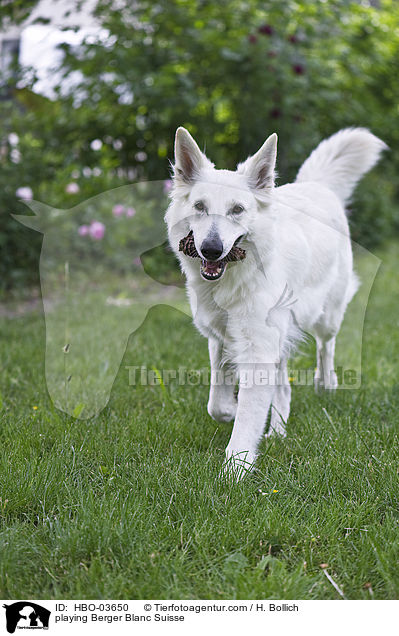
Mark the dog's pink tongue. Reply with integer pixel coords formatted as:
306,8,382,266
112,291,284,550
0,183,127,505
203,260,219,273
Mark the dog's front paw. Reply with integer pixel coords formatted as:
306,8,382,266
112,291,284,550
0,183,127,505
222,447,256,481
207,400,237,423
265,418,287,439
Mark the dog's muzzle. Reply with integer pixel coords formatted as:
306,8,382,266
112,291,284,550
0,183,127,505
179,231,246,281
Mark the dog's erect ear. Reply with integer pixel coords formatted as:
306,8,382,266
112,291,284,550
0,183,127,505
174,127,207,184
238,133,278,192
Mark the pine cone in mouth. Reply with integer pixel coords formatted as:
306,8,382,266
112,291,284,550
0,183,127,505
178,230,246,281
178,230,246,262
178,230,200,258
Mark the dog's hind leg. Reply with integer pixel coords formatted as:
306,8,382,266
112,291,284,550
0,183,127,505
321,336,338,390
207,337,237,423
314,336,324,391
314,268,357,391
267,357,290,437
314,335,338,390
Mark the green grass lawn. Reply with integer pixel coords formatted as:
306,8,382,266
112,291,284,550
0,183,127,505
0,242,398,600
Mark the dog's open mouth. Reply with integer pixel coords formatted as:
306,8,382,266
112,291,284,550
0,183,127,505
179,231,246,282
200,259,226,281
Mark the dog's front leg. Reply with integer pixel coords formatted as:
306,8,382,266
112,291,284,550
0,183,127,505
207,337,237,423
225,363,276,479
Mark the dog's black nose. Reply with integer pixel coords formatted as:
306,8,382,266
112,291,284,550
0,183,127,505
201,237,223,261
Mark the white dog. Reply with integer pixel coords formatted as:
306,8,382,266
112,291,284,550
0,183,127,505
165,127,386,477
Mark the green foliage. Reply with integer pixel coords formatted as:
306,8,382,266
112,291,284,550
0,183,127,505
0,0,40,28
1,0,399,290
350,167,399,247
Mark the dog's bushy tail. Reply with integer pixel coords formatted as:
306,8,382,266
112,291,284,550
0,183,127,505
295,128,387,205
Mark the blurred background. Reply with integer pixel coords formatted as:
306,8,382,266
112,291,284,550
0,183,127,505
1,0,398,295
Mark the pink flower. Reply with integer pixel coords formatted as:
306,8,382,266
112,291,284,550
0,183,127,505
292,63,305,75
78,224,90,236
258,24,274,36
125,207,136,217
66,182,80,194
270,107,281,119
89,221,105,240
16,186,33,200
133,257,141,266
112,204,125,216
163,179,173,193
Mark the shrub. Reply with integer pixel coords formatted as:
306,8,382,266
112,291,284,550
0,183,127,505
1,0,399,291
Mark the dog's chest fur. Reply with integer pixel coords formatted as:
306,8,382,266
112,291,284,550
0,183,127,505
184,252,280,349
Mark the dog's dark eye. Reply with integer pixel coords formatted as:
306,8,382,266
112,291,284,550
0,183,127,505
194,201,205,212
231,204,244,215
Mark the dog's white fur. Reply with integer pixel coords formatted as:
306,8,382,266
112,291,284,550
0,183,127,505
165,127,386,477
